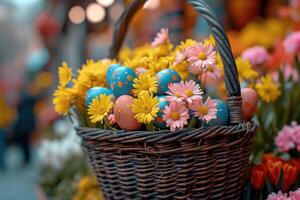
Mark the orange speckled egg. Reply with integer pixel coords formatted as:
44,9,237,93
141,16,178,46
114,95,142,131
241,88,258,121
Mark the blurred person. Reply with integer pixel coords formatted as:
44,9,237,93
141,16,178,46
13,83,43,166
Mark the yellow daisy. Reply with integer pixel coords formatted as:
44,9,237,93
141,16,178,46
132,93,159,124
133,73,158,96
255,75,281,103
53,86,74,115
204,34,216,47
235,57,259,82
87,94,113,123
174,39,197,52
58,62,72,86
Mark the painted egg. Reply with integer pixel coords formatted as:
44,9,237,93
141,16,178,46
241,88,258,121
156,69,181,95
85,87,113,107
208,99,229,126
154,96,169,129
114,95,142,131
111,67,137,98
106,64,121,87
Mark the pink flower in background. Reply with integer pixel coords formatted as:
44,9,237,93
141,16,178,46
151,28,170,47
163,101,190,131
198,64,222,81
290,188,300,200
272,65,299,82
189,97,217,122
166,83,184,102
283,31,300,55
108,114,116,125
135,67,148,75
185,43,216,75
267,191,289,200
275,121,300,152
242,46,269,66
178,80,203,104
174,51,186,65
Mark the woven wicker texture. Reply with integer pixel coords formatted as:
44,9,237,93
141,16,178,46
77,0,256,199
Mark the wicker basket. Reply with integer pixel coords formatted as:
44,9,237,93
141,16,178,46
77,0,256,199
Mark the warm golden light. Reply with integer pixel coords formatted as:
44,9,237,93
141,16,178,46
86,3,106,23
143,0,160,10
68,6,85,24
96,0,115,8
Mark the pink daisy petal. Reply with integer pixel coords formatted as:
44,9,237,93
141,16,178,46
242,46,269,66
152,28,170,47
189,96,217,122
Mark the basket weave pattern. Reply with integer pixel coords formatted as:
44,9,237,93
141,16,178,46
77,0,257,199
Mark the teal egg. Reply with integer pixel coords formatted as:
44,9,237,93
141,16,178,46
154,96,169,129
85,87,113,106
208,99,229,126
106,64,121,87
156,69,181,95
111,67,137,98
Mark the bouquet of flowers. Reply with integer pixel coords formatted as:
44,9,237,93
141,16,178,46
53,28,257,132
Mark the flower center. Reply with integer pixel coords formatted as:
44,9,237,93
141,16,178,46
185,89,193,97
207,65,215,72
198,106,208,115
198,52,207,60
171,112,180,120
143,105,152,114
175,93,181,98
141,83,150,90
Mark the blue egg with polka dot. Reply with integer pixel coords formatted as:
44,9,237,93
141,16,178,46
208,99,229,126
85,87,113,107
106,64,121,87
156,69,181,95
154,96,169,129
111,67,137,98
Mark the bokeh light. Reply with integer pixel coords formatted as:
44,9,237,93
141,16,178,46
96,0,115,8
86,3,106,23
143,0,160,10
109,2,123,21
68,6,85,24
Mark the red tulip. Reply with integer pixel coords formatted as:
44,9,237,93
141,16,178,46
251,165,266,189
283,163,298,192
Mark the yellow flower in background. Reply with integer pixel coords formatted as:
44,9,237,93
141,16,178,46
53,86,74,115
235,57,259,82
133,73,158,96
255,75,281,103
175,39,197,52
119,47,133,62
58,62,72,86
139,54,171,74
204,35,216,47
0,97,16,128
132,93,159,124
87,94,113,123
77,60,106,88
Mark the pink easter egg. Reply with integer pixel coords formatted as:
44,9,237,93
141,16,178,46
241,88,258,121
114,95,142,131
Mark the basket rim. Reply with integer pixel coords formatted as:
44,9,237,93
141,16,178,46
76,122,256,144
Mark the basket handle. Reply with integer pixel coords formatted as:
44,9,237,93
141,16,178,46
108,0,243,124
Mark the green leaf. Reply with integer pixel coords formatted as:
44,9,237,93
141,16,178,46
278,169,284,191
266,178,274,194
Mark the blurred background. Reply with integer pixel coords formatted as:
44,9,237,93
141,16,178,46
0,0,298,199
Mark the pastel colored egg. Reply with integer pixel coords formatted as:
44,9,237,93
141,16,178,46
106,64,121,87
111,67,137,98
156,69,181,95
241,88,258,121
208,99,229,126
114,95,142,131
85,87,113,107
154,96,169,129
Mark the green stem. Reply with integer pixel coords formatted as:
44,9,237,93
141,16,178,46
146,122,154,132
187,117,196,128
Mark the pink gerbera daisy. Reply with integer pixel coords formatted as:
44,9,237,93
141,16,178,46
166,83,184,102
185,42,216,75
178,80,203,104
242,46,269,66
198,64,222,81
152,28,170,47
189,97,217,122
163,101,190,131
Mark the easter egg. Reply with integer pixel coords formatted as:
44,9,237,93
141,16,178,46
154,96,169,129
208,99,229,126
241,88,258,121
114,95,142,131
156,69,181,95
111,67,137,98
106,64,121,87
85,87,113,106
